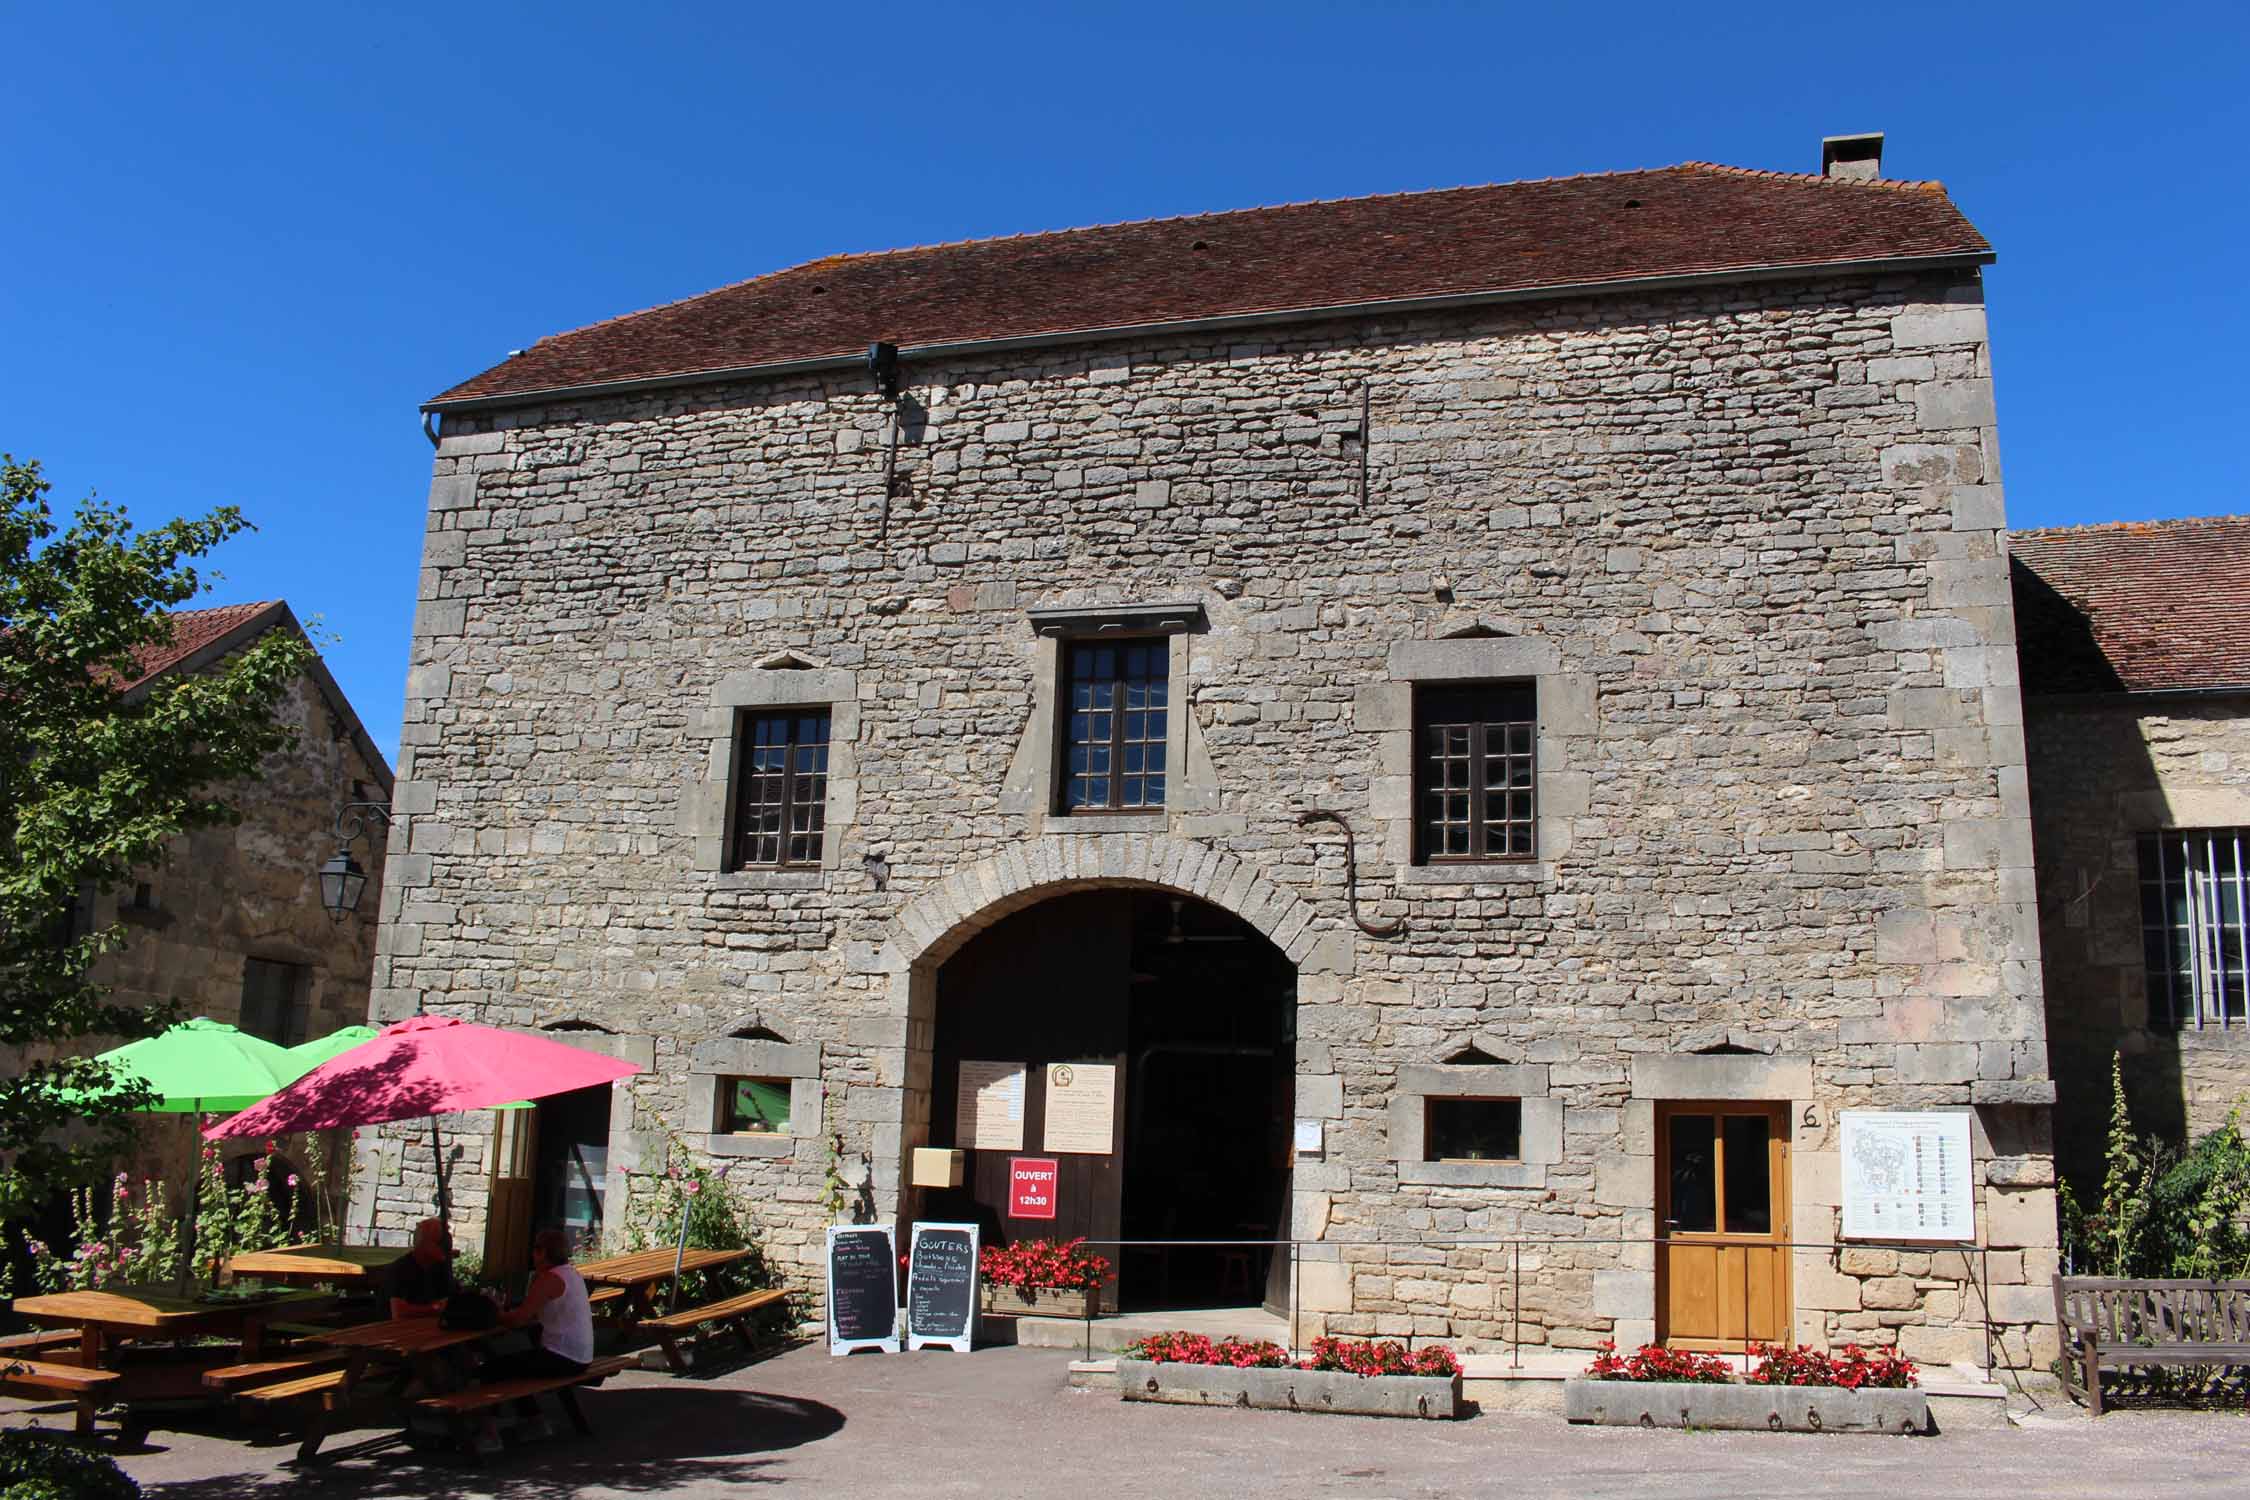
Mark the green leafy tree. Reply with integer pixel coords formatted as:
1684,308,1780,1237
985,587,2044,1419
1,455,312,1215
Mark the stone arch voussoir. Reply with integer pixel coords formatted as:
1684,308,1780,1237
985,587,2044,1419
882,833,1324,975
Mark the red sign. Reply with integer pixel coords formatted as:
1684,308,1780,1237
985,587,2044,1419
1007,1157,1059,1220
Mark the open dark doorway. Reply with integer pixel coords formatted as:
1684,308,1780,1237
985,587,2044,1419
923,888,1294,1313
532,1083,611,1256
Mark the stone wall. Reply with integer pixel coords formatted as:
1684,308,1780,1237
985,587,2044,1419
2027,693,2250,1184
371,268,2055,1367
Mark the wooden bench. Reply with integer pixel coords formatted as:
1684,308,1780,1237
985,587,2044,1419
415,1354,637,1459
635,1288,787,1372
237,1367,355,1463
0,1357,122,1435
589,1285,627,1321
2054,1274,2250,1415
202,1354,346,1393
0,1328,83,1361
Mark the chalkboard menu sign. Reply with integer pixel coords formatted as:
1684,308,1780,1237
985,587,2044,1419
826,1224,900,1355
906,1222,980,1353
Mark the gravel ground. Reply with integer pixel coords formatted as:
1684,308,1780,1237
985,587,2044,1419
5,1343,2245,1499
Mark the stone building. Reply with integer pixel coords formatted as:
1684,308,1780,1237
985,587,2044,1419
39,602,393,1197
2014,518,2250,1185
371,134,2057,1368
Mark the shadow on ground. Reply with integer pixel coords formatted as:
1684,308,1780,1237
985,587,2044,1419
126,1384,843,1499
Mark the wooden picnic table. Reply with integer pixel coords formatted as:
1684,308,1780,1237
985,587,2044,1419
247,1315,515,1460
229,1244,407,1291
10,1287,335,1371
577,1246,753,1321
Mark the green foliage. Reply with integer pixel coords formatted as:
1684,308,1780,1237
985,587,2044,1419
2063,1054,2250,1279
0,1429,140,1500
620,1107,775,1300
0,455,313,1214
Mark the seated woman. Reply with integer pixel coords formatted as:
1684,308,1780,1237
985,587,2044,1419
475,1227,594,1452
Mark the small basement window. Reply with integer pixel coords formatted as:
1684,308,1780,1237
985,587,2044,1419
716,1077,792,1135
1424,1098,1521,1163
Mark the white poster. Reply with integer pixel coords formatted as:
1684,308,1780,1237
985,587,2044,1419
955,1060,1026,1152
1839,1110,1975,1242
1041,1062,1117,1155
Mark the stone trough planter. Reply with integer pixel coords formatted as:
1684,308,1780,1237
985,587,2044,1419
1563,1378,1930,1435
1116,1358,1463,1420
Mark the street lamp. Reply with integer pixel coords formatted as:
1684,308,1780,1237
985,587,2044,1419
317,801,392,921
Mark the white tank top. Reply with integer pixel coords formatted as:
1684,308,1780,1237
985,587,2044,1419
538,1263,595,1364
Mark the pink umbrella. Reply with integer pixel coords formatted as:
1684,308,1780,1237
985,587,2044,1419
206,1014,641,1224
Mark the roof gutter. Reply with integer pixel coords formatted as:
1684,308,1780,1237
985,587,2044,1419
2029,684,2250,706
422,249,1993,417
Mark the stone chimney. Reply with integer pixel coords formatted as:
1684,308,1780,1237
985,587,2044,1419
1821,132,1885,181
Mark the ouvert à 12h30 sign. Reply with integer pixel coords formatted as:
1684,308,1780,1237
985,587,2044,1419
1007,1157,1059,1220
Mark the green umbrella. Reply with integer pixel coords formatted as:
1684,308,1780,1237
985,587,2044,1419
87,1016,298,1114
80,1017,301,1292
284,1025,379,1074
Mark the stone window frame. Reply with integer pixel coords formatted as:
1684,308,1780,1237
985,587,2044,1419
687,665,859,886
1357,636,1596,885
686,1038,824,1160
1000,602,1221,833
1389,1062,1561,1188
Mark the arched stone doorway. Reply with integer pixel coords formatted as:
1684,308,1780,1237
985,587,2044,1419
916,887,1296,1312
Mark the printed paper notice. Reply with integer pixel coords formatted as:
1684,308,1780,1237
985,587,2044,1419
956,1061,1026,1152
1839,1110,1974,1242
1041,1062,1117,1155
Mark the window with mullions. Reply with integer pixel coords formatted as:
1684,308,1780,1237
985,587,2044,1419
1061,641,1167,812
731,709,831,868
2141,828,2250,1029
1414,684,1536,863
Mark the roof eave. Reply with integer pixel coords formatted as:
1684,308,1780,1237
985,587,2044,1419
423,248,1995,417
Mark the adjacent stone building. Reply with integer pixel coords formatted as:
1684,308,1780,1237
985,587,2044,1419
371,135,2058,1368
2014,518,2250,1185
90,603,394,1047
32,602,394,1199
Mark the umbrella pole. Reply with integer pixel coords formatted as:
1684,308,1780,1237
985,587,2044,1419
177,1105,203,1297
431,1115,450,1229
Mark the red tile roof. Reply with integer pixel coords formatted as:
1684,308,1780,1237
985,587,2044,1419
123,601,285,690
429,162,1991,409
2010,518,2250,695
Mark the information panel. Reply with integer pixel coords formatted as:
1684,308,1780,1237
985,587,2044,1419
906,1221,980,1354
1839,1110,1975,1242
826,1223,900,1355
956,1060,1026,1152
1041,1062,1117,1155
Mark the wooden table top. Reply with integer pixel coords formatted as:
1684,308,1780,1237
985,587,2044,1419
229,1244,407,1283
577,1246,751,1286
310,1315,501,1357
10,1287,330,1333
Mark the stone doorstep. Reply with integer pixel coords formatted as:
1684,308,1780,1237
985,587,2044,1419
1012,1305,1290,1353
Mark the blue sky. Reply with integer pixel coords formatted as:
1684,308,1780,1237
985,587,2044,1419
4,1,2244,764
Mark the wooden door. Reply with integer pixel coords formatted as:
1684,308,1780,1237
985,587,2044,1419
484,1107,536,1282
1656,1101,1791,1350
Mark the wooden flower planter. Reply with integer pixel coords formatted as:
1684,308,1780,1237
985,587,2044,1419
1563,1378,1929,1435
1117,1359,1463,1420
982,1285,1100,1319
